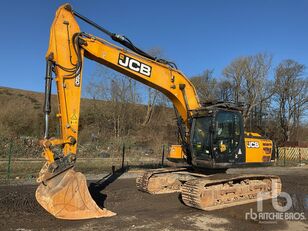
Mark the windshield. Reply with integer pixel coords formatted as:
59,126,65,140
192,116,212,157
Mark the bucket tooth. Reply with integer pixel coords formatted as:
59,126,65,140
36,169,116,220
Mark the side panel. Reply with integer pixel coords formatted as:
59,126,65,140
245,137,273,163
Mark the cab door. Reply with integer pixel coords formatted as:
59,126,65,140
212,111,245,164
190,116,213,162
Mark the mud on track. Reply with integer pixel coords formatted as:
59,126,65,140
1,167,308,231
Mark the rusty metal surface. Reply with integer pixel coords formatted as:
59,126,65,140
136,167,188,194
35,169,116,220
137,168,282,212
181,175,282,211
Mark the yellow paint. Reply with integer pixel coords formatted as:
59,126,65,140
245,137,272,163
42,4,201,164
168,145,185,159
41,4,274,168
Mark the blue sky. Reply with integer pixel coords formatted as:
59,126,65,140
0,0,307,93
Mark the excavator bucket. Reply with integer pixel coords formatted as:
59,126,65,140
35,169,116,220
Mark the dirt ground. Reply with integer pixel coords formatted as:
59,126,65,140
0,166,308,231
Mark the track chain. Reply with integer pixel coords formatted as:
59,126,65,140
136,167,187,193
181,178,208,209
181,175,281,211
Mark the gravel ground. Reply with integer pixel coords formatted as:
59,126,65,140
0,166,307,231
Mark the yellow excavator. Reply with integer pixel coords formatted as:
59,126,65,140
36,4,281,220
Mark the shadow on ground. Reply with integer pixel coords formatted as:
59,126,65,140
88,167,127,208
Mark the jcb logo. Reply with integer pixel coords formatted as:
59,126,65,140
118,53,152,77
247,141,259,148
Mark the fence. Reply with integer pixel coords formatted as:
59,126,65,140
276,147,308,166
0,141,169,183
2,137,307,183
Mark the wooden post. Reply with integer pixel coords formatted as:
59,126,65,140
7,140,13,181
276,145,279,161
121,143,125,171
299,147,302,165
161,145,165,167
284,147,286,167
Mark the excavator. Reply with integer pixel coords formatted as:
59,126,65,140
36,3,282,220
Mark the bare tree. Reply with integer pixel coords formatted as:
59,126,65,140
142,47,171,126
215,80,233,102
223,58,246,103
190,69,217,102
273,59,307,143
142,88,158,126
223,53,273,124
85,64,141,138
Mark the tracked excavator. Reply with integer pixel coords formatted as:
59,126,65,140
36,4,282,220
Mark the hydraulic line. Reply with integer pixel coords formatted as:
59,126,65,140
43,59,53,139
64,4,177,68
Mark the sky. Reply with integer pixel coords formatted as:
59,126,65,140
0,0,307,94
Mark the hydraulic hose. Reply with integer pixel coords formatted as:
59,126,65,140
43,59,53,139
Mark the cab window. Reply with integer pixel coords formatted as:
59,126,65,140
192,116,212,157
213,111,241,154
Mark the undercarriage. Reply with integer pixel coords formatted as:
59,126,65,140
136,167,281,211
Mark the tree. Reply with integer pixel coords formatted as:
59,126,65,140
223,58,246,103
273,60,308,143
215,80,233,102
190,69,217,102
223,53,273,124
85,65,141,138
142,47,171,126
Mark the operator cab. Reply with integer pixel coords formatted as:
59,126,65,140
190,103,246,169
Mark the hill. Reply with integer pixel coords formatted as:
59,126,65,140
0,87,177,158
